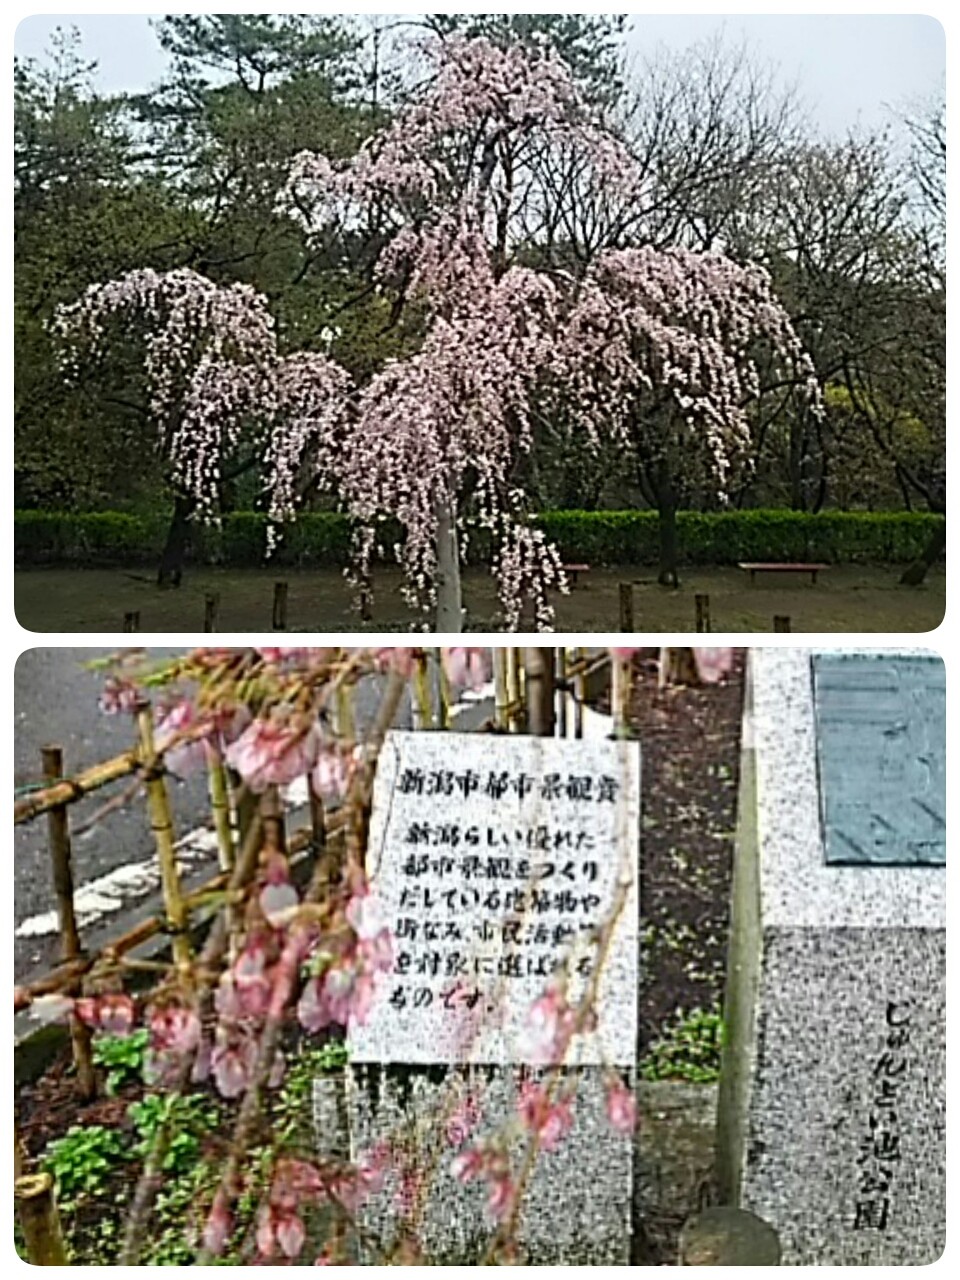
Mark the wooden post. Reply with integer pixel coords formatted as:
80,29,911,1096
619,582,635,632
773,615,791,633
272,581,289,631
16,1173,69,1265
679,1207,781,1266
203,592,220,633
135,701,193,980
611,655,632,739
695,594,711,633
359,575,373,623
122,610,139,633
524,649,556,737
41,744,95,1100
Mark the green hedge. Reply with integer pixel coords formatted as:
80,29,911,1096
14,508,943,569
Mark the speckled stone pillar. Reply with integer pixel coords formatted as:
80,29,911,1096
716,649,946,1265
315,729,642,1264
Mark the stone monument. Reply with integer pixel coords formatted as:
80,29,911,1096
316,729,641,1264
716,649,946,1265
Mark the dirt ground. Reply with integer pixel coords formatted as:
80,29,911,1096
17,655,746,1263
15,564,944,633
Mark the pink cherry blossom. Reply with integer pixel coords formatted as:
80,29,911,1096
311,746,353,801
604,1077,638,1135
79,993,135,1036
224,714,320,792
693,648,736,684
259,854,300,928
517,1080,575,1152
202,1191,233,1256
446,1093,483,1149
211,1025,259,1099
518,987,577,1065
442,647,491,692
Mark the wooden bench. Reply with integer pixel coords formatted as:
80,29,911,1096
562,563,591,587
739,562,829,585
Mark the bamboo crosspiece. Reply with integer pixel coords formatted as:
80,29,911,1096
135,701,193,979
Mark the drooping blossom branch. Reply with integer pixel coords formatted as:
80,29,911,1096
275,36,640,629
50,268,351,529
560,246,823,496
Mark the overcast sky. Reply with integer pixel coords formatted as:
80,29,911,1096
14,12,945,139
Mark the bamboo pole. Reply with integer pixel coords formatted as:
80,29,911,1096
493,648,509,730
41,744,95,1100
135,701,192,981
260,785,287,856
524,649,556,737
207,750,235,873
573,647,585,739
411,651,433,730
505,649,521,732
15,1173,68,1264
612,655,632,739
556,648,568,739
433,649,450,730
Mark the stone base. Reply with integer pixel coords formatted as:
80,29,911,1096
314,1064,634,1264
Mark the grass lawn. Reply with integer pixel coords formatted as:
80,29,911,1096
15,562,944,634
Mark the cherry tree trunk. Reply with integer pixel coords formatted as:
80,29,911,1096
656,462,680,588
435,499,463,632
157,492,194,588
899,518,945,586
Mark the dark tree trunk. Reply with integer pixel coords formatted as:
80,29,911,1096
899,519,945,586
157,492,194,588
656,461,680,587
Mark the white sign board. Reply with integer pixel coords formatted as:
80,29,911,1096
351,731,640,1066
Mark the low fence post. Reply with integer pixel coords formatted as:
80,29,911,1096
203,593,220,633
679,1206,781,1266
695,594,711,633
619,582,635,632
41,744,95,1100
272,581,289,630
774,615,792,633
122,610,140,632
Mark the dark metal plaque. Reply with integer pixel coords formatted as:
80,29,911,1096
812,653,945,866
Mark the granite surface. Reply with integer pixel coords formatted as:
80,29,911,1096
315,1065,636,1264
722,650,946,1265
742,927,946,1265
